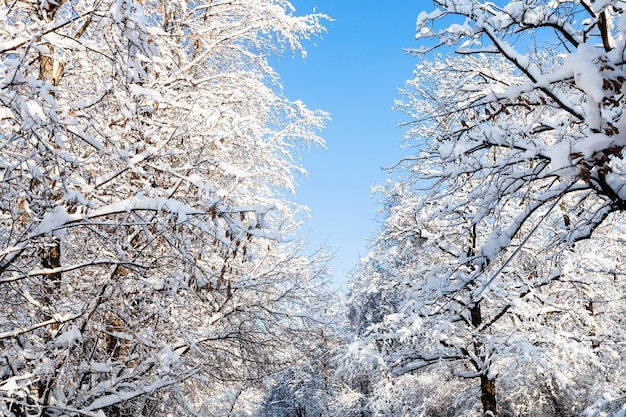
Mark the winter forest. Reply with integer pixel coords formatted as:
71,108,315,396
0,0,625,416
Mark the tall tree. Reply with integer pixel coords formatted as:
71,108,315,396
334,185,626,416
346,1,626,414
0,1,332,415
402,0,626,298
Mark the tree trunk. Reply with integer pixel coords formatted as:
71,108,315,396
39,240,61,305
585,301,601,350
480,374,497,416
470,302,497,416
36,6,65,409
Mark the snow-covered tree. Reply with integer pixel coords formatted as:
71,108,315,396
0,1,333,415
399,0,626,297
254,330,334,417
375,3,626,413
324,2,626,416
335,185,626,416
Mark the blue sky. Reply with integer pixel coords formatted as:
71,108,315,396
274,1,425,288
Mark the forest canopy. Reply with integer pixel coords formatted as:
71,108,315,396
0,1,333,415
2,1,626,417
328,1,626,416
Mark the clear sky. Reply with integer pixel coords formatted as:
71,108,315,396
274,1,425,288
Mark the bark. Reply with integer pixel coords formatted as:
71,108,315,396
39,240,62,310
35,7,66,410
480,374,497,416
470,302,498,416
585,301,601,350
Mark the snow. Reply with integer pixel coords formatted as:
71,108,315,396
573,44,605,103
55,324,83,345
416,9,444,30
0,372,34,396
128,84,163,102
66,127,104,153
34,206,71,236
605,171,626,200
591,0,614,13
447,23,473,37
574,133,615,158
29,195,211,239
84,380,171,411
0,37,27,54
545,140,573,171
619,12,626,35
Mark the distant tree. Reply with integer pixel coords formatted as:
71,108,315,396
0,0,332,415
254,330,334,417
